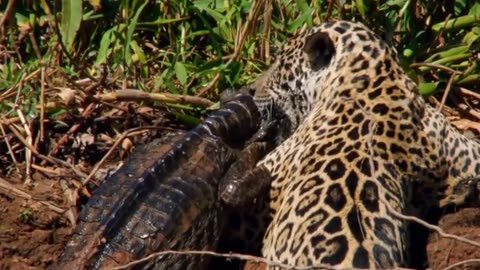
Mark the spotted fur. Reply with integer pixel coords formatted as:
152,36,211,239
247,20,480,268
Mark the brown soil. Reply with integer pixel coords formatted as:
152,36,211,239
427,208,480,270
0,173,72,270
0,172,479,270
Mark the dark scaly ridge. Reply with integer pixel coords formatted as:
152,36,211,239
100,94,260,239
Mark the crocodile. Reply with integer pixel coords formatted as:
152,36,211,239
51,93,271,270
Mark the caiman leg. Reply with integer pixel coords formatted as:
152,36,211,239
212,141,273,269
220,141,272,207
213,119,279,269
220,116,279,206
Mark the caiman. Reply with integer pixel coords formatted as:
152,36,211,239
51,93,272,270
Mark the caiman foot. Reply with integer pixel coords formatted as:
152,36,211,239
219,142,272,207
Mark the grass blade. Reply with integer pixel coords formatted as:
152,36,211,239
60,0,83,52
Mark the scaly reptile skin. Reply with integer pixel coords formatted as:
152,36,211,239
52,93,264,270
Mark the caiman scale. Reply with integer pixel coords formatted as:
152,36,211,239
52,93,269,270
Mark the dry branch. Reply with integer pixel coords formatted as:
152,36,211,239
108,250,413,270
0,177,65,214
2,115,88,180
97,89,214,108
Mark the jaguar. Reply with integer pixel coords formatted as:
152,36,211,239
239,20,480,269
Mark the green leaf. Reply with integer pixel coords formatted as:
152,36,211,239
225,61,242,85
130,40,148,75
204,7,225,22
95,30,114,65
295,0,310,12
454,0,467,15
175,62,188,86
193,0,210,10
173,112,201,126
137,17,189,26
432,15,479,32
355,0,367,17
381,0,408,9
124,1,149,65
287,9,313,32
424,45,467,62
95,24,126,65
39,0,52,14
468,1,480,16
403,48,413,58
196,58,223,73
61,0,83,52
463,31,480,50
14,12,28,24
418,82,439,95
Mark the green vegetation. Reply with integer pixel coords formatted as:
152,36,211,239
2,1,479,98
18,208,33,224
0,0,479,181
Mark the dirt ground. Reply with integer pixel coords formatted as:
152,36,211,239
0,172,479,270
427,208,480,270
0,173,72,270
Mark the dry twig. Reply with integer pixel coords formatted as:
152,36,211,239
0,122,20,174
40,66,46,141
437,72,459,112
2,116,88,180
108,250,413,270
46,103,96,159
0,177,65,214
440,259,480,270
410,62,460,74
451,96,480,121
458,87,480,101
97,89,214,108
0,0,16,32
16,107,33,184
382,198,480,249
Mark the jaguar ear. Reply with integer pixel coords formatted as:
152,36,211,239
303,31,335,71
